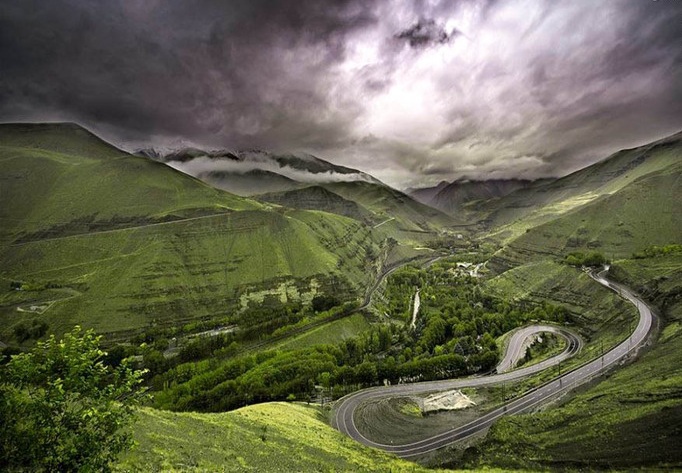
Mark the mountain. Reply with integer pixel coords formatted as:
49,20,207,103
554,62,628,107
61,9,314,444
258,186,372,223
321,181,460,233
465,132,682,470
142,145,463,239
119,404,434,472
5,123,680,471
137,147,380,196
406,180,450,204
409,179,536,216
473,131,682,243
0,123,414,340
200,169,302,196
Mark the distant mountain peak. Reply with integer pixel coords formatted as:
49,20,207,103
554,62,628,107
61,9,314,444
409,178,537,215
135,146,381,196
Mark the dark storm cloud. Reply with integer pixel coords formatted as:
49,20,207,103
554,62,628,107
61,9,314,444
0,0,375,146
395,19,457,48
1,0,681,187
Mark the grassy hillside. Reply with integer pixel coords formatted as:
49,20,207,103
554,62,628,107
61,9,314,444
0,123,257,239
275,313,371,351
474,130,681,240
199,169,302,196
462,256,682,471
258,185,373,223
117,403,454,472
488,143,681,271
321,181,462,250
0,124,389,341
0,209,382,337
485,261,636,344
412,179,534,217
453,133,682,470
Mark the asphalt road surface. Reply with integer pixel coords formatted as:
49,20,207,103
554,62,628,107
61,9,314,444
331,269,654,457
496,324,575,373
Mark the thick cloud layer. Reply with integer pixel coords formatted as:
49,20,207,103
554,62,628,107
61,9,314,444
1,0,681,188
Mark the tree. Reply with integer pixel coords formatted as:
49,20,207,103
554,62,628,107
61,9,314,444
0,326,148,472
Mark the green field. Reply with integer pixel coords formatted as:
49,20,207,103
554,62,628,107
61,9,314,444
0,206,384,339
475,132,681,241
275,313,371,351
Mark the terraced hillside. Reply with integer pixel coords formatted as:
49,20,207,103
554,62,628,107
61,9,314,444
0,124,415,341
322,181,460,237
258,185,373,223
410,179,535,217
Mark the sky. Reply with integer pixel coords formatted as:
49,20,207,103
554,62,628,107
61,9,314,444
1,0,681,188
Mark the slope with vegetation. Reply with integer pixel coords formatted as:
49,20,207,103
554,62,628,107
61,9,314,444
410,179,535,217
2,124,680,472
461,251,682,471
117,403,467,473
0,123,436,345
488,131,681,271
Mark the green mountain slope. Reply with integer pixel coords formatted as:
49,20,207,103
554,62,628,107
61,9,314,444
322,181,460,237
482,131,681,273
474,131,681,240
258,185,373,223
491,154,681,271
199,169,302,196
410,179,535,216
0,124,389,340
0,123,258,240
459,133,682,470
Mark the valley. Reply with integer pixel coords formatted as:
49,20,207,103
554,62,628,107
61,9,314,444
0,124,680,471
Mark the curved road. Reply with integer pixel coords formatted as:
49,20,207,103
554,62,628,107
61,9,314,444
497,324,573,373
331,269,654,458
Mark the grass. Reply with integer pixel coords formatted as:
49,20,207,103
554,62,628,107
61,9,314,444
504,165,680,260
485,261,637,354
117,403,461,472
397,398,424,417
515,332,567,369
0,126,257,237
464,318,682,470
322,181,459,241
275,313,370,351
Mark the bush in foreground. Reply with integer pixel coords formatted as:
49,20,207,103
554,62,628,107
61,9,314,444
0,326,147,472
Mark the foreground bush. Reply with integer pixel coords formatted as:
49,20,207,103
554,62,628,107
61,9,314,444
0,326,147,472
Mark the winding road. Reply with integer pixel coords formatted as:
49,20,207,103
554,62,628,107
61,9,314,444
331,269,654,458
496,324,573,373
